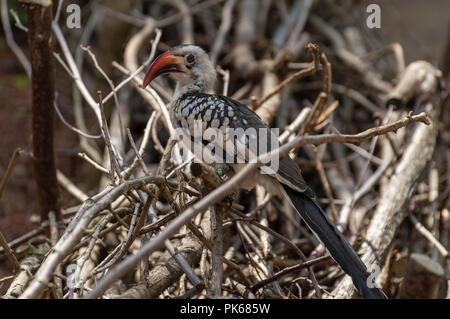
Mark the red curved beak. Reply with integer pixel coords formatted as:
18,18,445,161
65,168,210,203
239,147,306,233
142,51,186,88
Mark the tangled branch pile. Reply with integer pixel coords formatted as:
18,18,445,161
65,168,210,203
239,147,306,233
0,0,448,299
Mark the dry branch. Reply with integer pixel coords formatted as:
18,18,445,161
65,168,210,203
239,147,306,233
3,243,51,299
1,0,446,301
85,108,428,299
0,231,20,271
1,0,31,77
113,216,209,299
331,103,439,298
386,61,442,108
0,148,23,200
20,176,166,298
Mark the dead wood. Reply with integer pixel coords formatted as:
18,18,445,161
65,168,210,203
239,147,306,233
1,0,447,300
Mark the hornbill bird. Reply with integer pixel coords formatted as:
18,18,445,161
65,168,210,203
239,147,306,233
142,44,387,299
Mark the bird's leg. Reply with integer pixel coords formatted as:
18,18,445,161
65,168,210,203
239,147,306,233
190,162,237,208
215,163,233,179
210,164,239,209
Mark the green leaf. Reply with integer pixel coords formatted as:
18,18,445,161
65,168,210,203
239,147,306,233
12,75,29,87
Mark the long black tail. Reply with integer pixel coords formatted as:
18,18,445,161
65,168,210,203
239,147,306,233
282,185,387,299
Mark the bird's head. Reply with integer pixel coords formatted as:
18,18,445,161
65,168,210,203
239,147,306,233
142,44,216,94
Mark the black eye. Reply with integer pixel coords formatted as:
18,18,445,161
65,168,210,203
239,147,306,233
185,54,195,64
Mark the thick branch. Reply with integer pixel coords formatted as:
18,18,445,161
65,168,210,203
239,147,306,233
331,104,438,298
26,2,60,220
19,176,166,299
85,110,428,299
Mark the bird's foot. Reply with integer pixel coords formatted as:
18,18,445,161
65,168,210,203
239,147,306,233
215,163,233,179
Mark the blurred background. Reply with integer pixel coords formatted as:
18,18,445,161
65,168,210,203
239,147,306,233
0,0,448,297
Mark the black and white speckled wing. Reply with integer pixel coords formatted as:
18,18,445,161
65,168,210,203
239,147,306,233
173,93,313,197
217,95,313,197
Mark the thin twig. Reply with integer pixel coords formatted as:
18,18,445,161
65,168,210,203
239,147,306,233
97,90,122,182
157,0,226,28
254,43,321,108
78,153,110,175
85,110,429,298
122,111,157,180
216,66,230,96
126,128,149,175
209,0,238,65
151,112,165,154
0,0,31,77
52,22,102,125
102,26,161,104
53,94,101,139
0,148,23,200
251,255,331,292
0,231,21,271
54,0,63,23
82,45,125,152
57,170,89,202
210,206,224,296
409,213,449,257
9,9,28,32
312,146,339,222
232,211,323,298
20,175,167,298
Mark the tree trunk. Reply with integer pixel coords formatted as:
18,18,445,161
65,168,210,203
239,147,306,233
25,0,61,221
